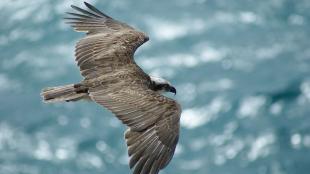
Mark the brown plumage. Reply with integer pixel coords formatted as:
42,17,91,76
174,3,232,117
40,2,181,174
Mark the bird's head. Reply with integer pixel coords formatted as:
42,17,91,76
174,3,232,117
150,76,177,95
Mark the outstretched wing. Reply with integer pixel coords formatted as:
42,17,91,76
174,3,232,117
90,85,181,174
125,121,179,174
65,2,149,80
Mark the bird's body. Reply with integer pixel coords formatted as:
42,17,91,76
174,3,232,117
41,2,181,174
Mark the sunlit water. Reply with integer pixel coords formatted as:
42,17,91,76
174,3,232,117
1,0,310,174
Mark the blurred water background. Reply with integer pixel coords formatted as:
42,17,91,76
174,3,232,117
1,0,310,174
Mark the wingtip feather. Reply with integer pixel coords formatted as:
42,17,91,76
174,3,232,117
84,1,90,6
84,1,111,18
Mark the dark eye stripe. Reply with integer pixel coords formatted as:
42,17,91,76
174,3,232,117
153,84,164,91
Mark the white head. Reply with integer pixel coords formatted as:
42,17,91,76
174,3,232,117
150,76,176,95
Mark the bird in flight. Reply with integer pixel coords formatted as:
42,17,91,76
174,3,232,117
41,2,182,174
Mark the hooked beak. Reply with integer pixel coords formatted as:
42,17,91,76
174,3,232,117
169,86,177,95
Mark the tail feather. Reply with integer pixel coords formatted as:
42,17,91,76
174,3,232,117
41,84,89,103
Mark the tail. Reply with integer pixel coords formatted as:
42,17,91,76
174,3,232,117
40,83,89,103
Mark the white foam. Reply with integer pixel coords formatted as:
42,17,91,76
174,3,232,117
248,133,275,161
145,17,206,41
238,96,266,118
181,97,231,129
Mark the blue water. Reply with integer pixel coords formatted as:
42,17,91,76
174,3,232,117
1,0,310,174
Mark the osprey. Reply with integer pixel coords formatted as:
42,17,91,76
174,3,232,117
41,2,181,174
